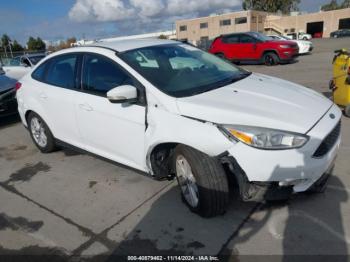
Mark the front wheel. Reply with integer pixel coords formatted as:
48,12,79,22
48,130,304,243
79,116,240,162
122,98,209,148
174,145,229,217
263,52,279,66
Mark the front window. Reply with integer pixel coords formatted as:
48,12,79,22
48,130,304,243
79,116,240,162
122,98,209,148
119,44,251,98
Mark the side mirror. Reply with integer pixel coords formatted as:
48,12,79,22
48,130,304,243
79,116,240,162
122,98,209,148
20,62,29,68
107,85,137,104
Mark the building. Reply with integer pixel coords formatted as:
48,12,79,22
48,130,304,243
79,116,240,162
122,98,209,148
72,30,176,46
176,8,350,45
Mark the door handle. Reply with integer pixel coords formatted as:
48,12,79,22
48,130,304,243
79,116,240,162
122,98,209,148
78,103,93,111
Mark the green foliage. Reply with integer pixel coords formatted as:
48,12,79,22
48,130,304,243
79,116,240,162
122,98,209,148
242,0,300,13
12,40,24,52
27,37,46,51
321,0,350,11
321,0,339,11
158,34,168,39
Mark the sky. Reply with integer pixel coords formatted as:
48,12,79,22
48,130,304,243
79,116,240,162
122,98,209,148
0,0,332,45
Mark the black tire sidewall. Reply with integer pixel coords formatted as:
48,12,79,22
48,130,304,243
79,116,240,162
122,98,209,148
28,113,56,153
263,52,279,66
173,145,229,217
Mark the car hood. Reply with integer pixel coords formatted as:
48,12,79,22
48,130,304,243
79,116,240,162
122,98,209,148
176,73,333,134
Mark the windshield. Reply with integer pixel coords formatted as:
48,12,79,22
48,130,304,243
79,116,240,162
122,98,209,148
28,55,45,65
119,44,251,97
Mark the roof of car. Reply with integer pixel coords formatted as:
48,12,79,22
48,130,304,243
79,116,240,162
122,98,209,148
90,38,177,52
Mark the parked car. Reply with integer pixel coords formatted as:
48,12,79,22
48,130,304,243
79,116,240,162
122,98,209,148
0,74,17,117
17,39,341,217
330,29,350,38
2,54,45,80
284,32,312,40
209,32,299,65
267,34,313,54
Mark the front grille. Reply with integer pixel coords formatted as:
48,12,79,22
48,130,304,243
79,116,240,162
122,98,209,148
313,121,341,158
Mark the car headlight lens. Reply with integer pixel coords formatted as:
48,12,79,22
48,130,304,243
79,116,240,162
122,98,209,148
219,125,309,149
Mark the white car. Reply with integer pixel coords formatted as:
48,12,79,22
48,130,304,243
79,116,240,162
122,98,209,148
285,32,312,41
16,39,341,217
2,54,45,80
268,35,313,54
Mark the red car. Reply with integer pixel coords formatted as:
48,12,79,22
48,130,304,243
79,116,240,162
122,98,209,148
209,32,299,66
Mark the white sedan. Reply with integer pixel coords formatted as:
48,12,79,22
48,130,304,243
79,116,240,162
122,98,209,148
268,35,313,54
16,39,340,217
1,54,45,80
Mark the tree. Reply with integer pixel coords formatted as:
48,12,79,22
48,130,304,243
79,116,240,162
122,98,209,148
321,0,340,11
1,34,11,52
158,34,168,39
242,0,300,13
27,37,46,51
341,0,350,8
11,40,24,52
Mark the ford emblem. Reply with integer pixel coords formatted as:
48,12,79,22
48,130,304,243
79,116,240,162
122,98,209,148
330,113,335,119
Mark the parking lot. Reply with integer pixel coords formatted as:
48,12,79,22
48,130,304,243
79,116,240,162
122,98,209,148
0,38,350,261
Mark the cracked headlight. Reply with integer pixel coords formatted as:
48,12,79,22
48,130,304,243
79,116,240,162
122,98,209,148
219,125,309,150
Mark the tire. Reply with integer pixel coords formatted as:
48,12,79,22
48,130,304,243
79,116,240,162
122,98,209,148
173,145,229,218
263,52,279,66
27,112,57,153
345,104,350,117
215,53,226,60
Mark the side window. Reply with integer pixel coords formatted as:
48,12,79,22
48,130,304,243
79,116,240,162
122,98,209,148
46,55,77,89
222,35,239,44
82,54,133,96
32,61,48,81
239,35,255,43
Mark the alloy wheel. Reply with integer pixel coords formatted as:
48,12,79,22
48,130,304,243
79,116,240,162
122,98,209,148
176,155,199,208
30,117,48,148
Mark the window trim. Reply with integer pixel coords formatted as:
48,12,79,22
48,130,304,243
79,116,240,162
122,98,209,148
200,22,208,29
235,17,247,25
179,25,187,32
80,52,147,106
220,19,231,26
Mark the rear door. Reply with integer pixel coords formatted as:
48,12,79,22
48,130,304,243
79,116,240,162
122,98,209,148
220,34,240,60
33,53,82,146
75,53,146,170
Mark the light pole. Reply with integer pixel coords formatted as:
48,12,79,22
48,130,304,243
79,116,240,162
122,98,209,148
8,40,13,58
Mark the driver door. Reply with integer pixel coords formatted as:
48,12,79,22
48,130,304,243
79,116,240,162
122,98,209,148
75,53,146,170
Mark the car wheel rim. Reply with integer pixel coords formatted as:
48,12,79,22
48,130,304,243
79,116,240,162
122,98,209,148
176,155,199,208
30,117,47,148
265,55,274,65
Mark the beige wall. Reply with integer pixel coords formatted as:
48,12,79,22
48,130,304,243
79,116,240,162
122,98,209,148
266,8,350,37
176,11,267,44
176,8,350,43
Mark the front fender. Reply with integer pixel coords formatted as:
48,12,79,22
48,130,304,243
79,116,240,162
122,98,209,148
144,107,233,172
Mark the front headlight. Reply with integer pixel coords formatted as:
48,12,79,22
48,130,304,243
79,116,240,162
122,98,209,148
279,45,292,49
219,125,309,150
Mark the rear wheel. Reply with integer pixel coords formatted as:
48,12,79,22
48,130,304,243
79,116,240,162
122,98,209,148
345,104,350,117
263,52,279,66
28,112,57,153
174,145,229,217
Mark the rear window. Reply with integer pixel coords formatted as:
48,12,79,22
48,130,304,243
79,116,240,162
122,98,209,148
32,61,48,81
